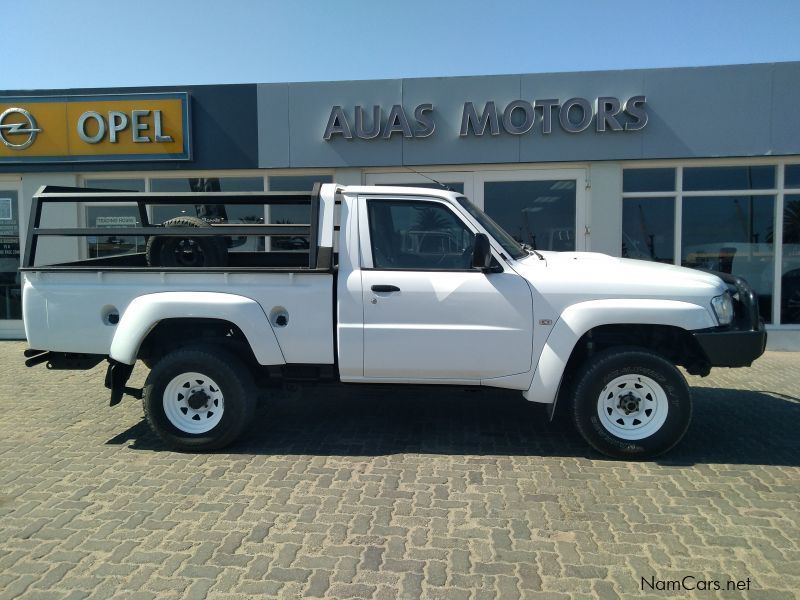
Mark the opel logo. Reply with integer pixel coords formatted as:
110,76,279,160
0,107,42,150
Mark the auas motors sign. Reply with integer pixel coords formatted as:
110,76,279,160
323,96,647,140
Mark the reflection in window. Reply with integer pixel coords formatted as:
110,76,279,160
683,166,775,191
84,178,146,192
484,180,576,251
268,175,333,252
781,195,800,324
150,177,265,252
623,169,675,193
82,180,147,259
368,200,473,270
682,195,775,322
86,206,143,258
622,198,674,263
0,192,20,320
786,165,800,189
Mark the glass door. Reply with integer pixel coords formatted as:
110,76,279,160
474,169,588,252
0,184,22,337
365,171,474,200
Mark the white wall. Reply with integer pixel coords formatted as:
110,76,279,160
588,162,623,256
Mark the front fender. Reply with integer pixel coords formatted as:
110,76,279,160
109,291,286,365
523,298,716,406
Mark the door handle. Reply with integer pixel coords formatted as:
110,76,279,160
371,284,400,293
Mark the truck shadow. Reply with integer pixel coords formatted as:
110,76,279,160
109,386,800,467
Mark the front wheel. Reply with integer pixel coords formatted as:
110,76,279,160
143,346,256,451
571,348,692,460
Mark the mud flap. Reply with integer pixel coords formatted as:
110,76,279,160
104,361,140,406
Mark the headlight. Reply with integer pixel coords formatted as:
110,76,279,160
711,293,734,326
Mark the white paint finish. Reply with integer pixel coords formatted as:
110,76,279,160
523,298,717,405
23,182,751,400
335,192,365,378
361,269,534,379
354,190,534,380
23,271,333,365
317,184,338,249
109,292,285,365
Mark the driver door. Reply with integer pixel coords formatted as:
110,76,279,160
359,196,533,381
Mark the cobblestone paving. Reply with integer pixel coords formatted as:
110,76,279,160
1,340,799,599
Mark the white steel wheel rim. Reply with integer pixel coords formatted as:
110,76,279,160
163,372,224,434
596,373,669,441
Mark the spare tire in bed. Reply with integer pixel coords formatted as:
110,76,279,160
145,216,228,267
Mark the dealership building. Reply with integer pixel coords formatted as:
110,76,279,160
1,61,799,348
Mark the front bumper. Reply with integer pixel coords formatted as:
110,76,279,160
692,271,767,368
692,321,767,367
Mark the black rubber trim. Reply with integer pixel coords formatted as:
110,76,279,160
692,322,767,368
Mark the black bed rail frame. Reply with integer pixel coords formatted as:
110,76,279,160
23,184,326,270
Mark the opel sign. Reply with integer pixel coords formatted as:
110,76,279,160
0,107,42,150
0,92,190,163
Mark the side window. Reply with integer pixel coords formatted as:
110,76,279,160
367,200,475,270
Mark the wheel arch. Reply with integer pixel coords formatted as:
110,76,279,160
523,298,715,412
109,291,286,366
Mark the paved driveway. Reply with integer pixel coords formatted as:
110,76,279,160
1,340,799,599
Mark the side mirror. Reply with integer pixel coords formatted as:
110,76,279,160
471,233,492,270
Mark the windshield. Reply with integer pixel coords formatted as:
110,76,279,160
456,196,527,260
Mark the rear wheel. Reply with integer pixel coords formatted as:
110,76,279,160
143,346,255,451
571,348,691,459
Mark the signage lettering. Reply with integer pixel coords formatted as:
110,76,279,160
324,95,647,140
78,109,175,145
324,103,435,140
0,92,190,163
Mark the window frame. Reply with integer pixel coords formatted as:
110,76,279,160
621,161,800,325
358,195,487,273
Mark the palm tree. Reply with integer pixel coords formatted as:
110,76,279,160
412,207,449,231
785,199,800,244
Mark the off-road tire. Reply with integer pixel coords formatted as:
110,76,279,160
571,347,692,460
143,346,256,451
145,216,228,267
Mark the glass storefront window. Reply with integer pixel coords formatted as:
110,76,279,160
682,195,775,322
781,195,800,324
83,178,145,192
82,179,146,258
150,177,265,252
683,166,775,191
483,180,576,251
623,169,675,193
785,165,800,189
0,191,20,320
268,175,332,251
85,206,143,258
622,197,674,263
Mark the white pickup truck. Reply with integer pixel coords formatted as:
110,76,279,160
21,183,766,459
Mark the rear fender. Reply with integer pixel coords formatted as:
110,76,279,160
109,291,286,365
524,299,716,409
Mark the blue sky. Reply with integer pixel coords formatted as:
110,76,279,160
5,0,800,89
